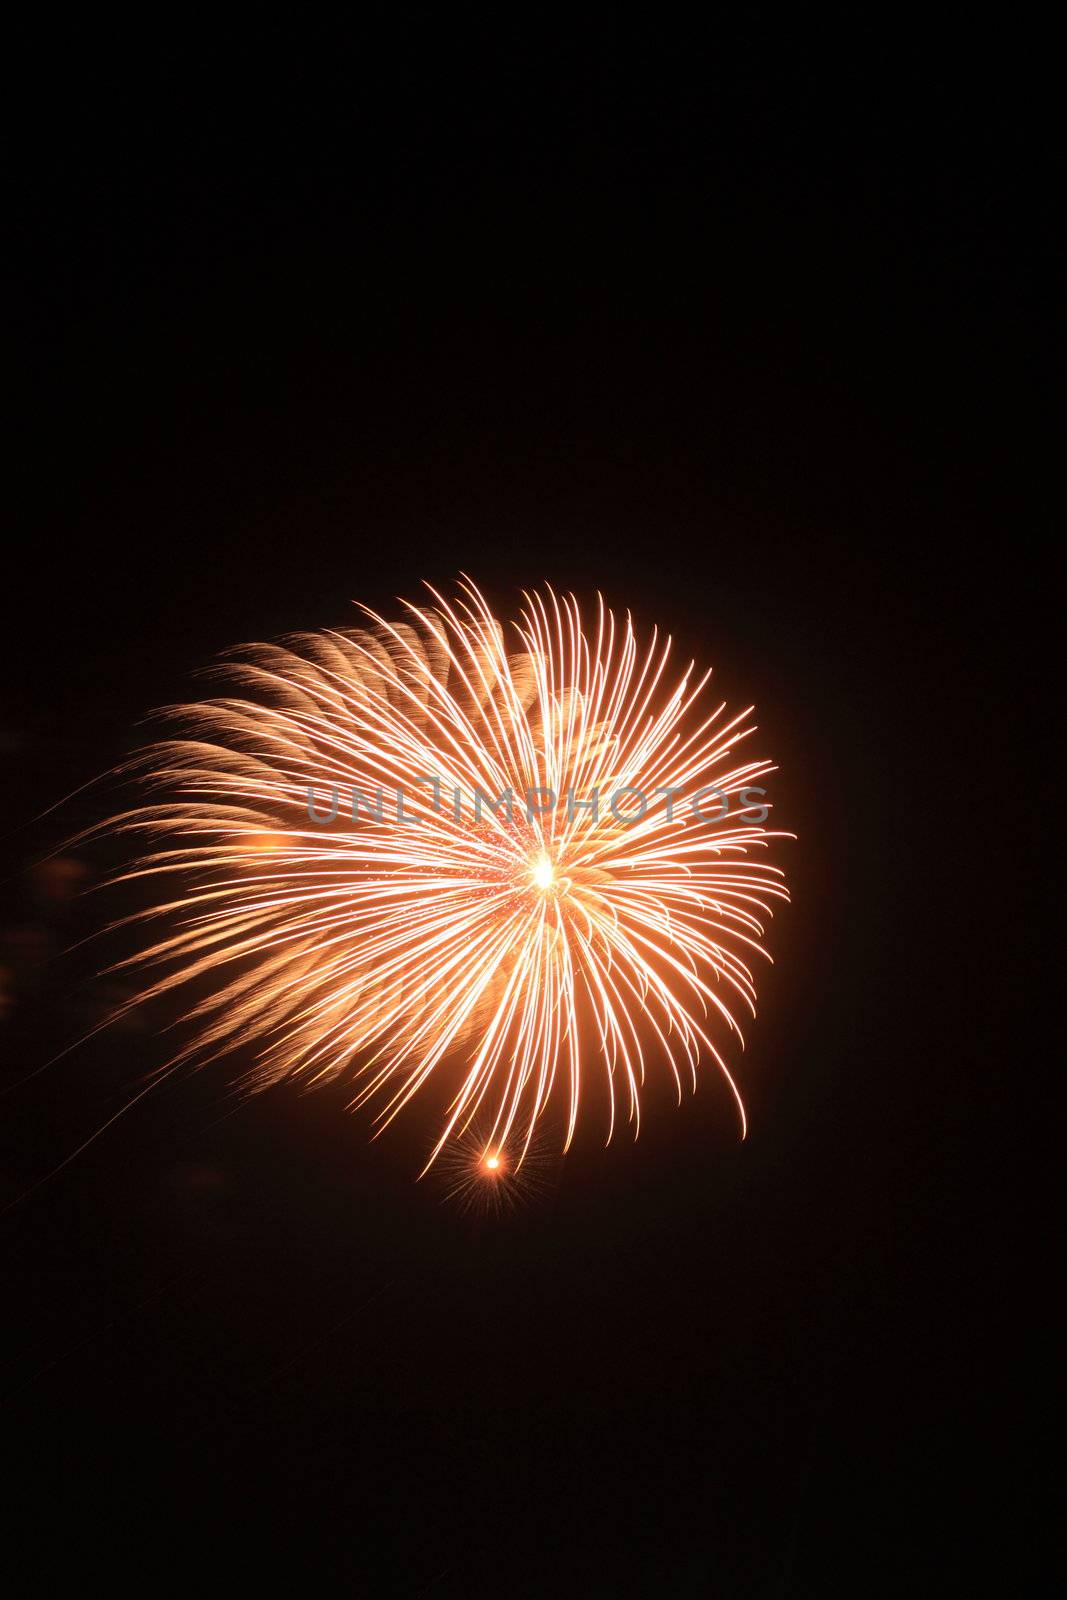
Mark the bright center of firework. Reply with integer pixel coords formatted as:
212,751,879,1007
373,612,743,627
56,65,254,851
531,854,554,890
484,1154,501,1172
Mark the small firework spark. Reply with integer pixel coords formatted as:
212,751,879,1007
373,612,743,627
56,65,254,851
434,1124,554,1216
91,579,790,1176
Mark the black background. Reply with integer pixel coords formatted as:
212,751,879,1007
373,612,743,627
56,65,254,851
2,28,1052,1595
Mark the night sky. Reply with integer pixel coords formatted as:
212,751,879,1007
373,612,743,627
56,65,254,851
3,30,1051,1594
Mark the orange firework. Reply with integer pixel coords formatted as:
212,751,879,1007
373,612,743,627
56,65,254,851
98,580,790,1174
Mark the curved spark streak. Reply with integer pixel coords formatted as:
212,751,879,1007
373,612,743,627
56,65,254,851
94,581,790,1172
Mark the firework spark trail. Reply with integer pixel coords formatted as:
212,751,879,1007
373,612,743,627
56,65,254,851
86,580,790,1175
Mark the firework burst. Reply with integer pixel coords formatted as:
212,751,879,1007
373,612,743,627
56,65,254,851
433,1120,555,1216
95,580,790,1174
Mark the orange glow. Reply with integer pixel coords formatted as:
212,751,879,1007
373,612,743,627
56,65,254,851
239,831,288,853
99,580,790,1175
